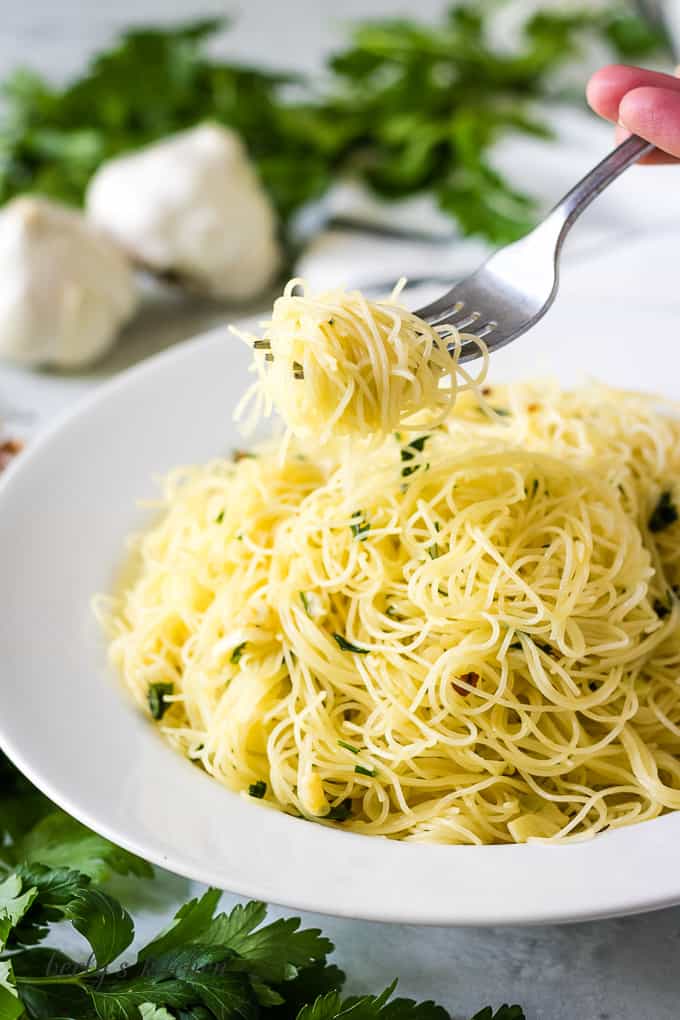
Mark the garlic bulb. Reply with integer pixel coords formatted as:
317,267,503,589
86,123,280,301
0,196,138,368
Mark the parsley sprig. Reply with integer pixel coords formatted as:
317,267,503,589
0,7,664,246
0,752,527,1020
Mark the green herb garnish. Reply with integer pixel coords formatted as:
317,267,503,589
231,641,247,664
401,435,430,477
355,765,376,778
491,407,511,417
338,739,360,754
215,510,225,524
248,780,267,798
326,798,353,822
300,591,311,615
147,682,174,720
649,490,679,533
350,511,371,540
653,592,674,619
333,634,370,654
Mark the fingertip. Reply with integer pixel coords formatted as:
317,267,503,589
619,86,680,159
587,64,638,120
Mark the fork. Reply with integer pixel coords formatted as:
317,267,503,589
415,134,654,362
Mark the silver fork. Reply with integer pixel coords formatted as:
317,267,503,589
415,134,654,362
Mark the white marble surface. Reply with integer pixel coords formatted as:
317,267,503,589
3,3,680,1018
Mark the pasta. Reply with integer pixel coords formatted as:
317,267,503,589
232,279,488,441
98,380,680,843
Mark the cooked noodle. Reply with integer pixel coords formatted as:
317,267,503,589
232,279,488,441
97,381,680,843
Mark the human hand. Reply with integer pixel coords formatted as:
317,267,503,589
587,64,680,164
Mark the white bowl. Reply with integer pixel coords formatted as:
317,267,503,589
2,272,680,925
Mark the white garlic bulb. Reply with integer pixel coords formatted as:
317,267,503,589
86,123,280,301
0,196,138,368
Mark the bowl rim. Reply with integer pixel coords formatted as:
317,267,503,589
1,326,680,927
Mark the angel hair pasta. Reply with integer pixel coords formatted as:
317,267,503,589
98,381,680,844
233,279,488,441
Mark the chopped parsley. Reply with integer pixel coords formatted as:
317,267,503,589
350,510,371,540
491,406,511,417
215,510,225,524
326,798,353,822
355,764,376,777
147,682,174,720
333,633,369,654
338,739,360,754
428,543,440,560
649,490,678,533
248,780,267,798
401,434,430,477
230,641,247,664
300,591,311,615
653,592,674,619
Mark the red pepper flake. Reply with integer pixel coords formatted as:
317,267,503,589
232,449,254,462
0,438,23,473
481,386,492,396
453,671,479,696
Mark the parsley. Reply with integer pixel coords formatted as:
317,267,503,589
248,781,267,799
491,407,511,417
326,799,353,822
350,511,371,540
148,682,174,720
215,510,225,524
401,435,430,477
0,750,528,1020
649,490,679,533
231,642,247,665
300,591,311,615
0,10,664,248
653,592,674,619
355,765,376,778
333,634,370,654
338,739,360,754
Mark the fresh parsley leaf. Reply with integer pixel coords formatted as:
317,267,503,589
249,782,267,799
14,812,152,883
0,960,22,1020
470,1008,526,1020
649,490,678,533
263,962,345,1020
215,511,225,524
231,643,247,665
333,635,369,654
148,683,174,721
0,874,37,951
138,889,224,962
67,886,134,968
354,766,376,778
89,976,194,1020
296,984,450,1020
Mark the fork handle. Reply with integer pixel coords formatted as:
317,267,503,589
545,134,655,252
